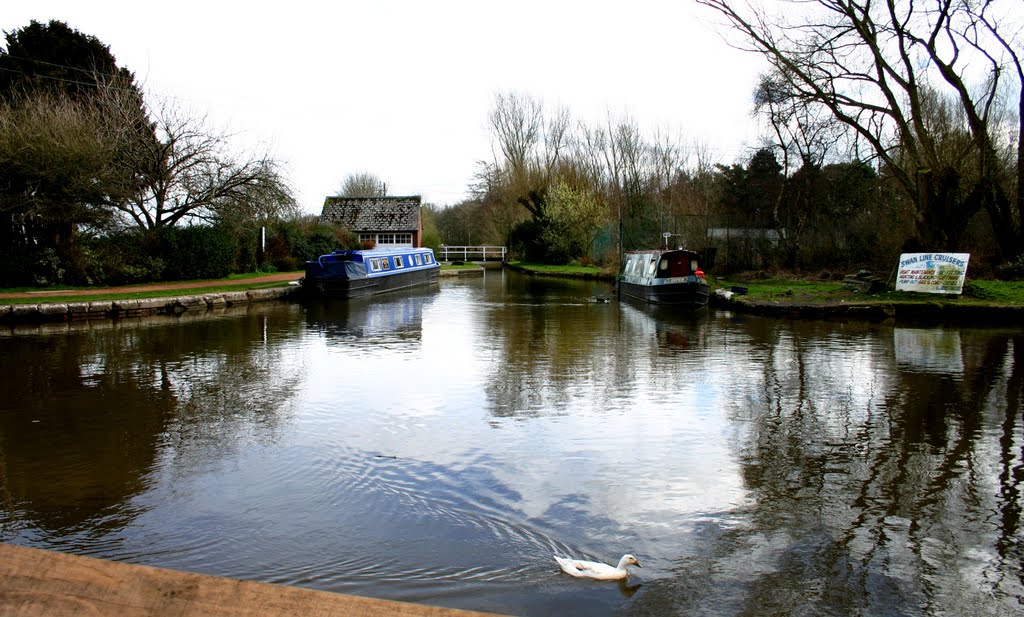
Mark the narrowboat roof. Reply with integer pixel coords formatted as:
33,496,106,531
623,248,700,256
324,247,434,258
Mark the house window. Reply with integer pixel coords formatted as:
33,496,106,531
359,232,414,246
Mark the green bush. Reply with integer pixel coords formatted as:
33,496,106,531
509,219,547,262
2,218,362,288
88,231,166,285
995,254,1024,280
272,256,300,272
155,225,238,280
303,226,342,262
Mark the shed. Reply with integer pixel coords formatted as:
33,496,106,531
319,195,423,248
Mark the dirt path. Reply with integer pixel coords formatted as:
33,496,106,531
0,272,303,300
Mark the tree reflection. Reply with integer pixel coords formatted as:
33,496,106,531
481,279,710,421
680,325,1017,613
0,305,305,539
631,324,1022,615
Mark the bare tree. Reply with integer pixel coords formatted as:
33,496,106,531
699,0,1023,257
338,171,387,197
114,99,294,230
489,92,543,180
487,91,569,219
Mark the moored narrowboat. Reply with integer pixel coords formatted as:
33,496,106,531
618,249,709,309
303,247,440,299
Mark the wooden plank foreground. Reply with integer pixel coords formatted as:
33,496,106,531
0,544,508,617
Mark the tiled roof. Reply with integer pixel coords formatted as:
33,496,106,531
319,196,421,231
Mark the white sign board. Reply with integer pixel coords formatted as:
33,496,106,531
895,252,970,294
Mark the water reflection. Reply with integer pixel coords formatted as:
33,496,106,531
0,274,1020,616
0,305,306,550
303,285,437,353
635,323,1024,616
895,327,965,375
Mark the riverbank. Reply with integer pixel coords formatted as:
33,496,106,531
507,262,1024,325
504,262,615,280
710,291,1024,324
709,276,1024,324
4,264,1022,326
0,271,306,326
0,543,505,617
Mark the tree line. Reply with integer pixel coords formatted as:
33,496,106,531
0,20,357,287
438,0,1022,277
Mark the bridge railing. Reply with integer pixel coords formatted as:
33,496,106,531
438,245,507,262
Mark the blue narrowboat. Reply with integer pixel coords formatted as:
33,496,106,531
618,248,709,309
303,247,440,298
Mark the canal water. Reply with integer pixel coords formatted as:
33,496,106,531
1,271,1021,616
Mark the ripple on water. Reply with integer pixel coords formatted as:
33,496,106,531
234,444,578,590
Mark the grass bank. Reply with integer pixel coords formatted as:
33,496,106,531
505,262,616,280
0,272,302,305
711,274,1024,324
712,276,1024,307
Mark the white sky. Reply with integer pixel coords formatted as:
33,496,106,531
5,1,769,213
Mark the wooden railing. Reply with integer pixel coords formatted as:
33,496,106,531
438,245,507,262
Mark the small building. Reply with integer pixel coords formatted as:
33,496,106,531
319,195,423,248
706,227,784,245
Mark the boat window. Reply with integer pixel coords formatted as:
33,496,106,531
647,257,658,277
369,258,380,271
659,259,668,271
393,256,403,268
425,254,433,264
381,258,390,270
415,254,423,266
691,259,699,272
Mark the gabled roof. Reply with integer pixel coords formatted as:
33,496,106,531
320,196,421,231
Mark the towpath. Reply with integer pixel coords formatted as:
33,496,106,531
0,272,303,301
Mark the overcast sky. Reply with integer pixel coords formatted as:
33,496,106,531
5,1,770,214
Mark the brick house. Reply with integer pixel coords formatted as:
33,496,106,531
319,195,423,248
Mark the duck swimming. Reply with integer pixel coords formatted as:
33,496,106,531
554,554,642,580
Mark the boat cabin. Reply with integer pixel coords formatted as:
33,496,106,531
621,250,704,280
618,248,709,309
315,247,437,278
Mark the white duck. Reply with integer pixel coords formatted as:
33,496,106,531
554,554,642,580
